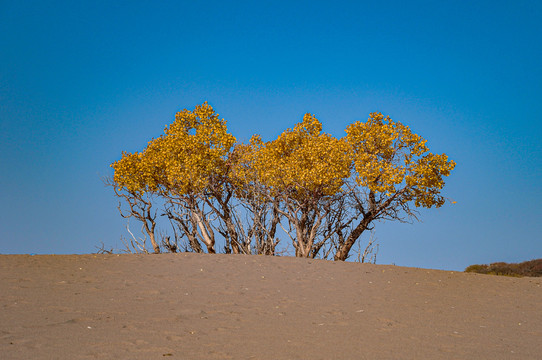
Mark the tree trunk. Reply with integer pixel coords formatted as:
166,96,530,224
184,220,203,253
225,216,241,254
295,222,309,257
143,220,160,254
149,232,161,254
265,204,280,255
192,211,215,254
334,216,372,261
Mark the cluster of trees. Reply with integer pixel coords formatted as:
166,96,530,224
107,102,455,261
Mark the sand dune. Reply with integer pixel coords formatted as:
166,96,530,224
1,253,541,359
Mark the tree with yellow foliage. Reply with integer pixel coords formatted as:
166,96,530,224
149,102,240,254
109,104,455,261
107,151,161,253
333,112,456,260
229,139,282,255
245,114,352,258
110,102,239,254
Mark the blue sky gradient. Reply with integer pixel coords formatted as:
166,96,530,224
1,0,541,270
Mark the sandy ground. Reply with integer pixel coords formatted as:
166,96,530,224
0,254,541,359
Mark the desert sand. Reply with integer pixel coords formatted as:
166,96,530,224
1,253,541,359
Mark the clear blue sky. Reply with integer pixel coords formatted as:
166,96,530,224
1,0,541,270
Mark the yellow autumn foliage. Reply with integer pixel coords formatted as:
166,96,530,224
248,114,351,198
111,102,236,196
112,107,455,210
110,103,456,259
346,112,456,207
111,150,155,194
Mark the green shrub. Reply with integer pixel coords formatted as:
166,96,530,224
464,264,488,273
465,259,542,277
